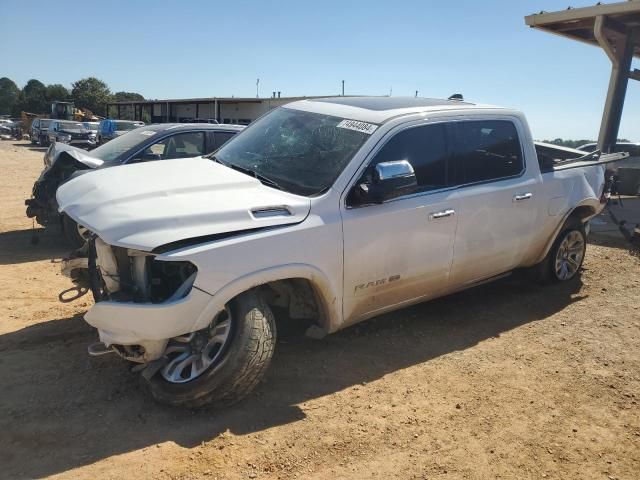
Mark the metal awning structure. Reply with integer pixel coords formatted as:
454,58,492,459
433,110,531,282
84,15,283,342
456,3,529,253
525,1,640,152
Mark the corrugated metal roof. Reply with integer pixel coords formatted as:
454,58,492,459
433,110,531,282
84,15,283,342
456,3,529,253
525,1,640,58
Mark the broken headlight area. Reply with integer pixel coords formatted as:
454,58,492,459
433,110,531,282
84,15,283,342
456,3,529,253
89,237,197,304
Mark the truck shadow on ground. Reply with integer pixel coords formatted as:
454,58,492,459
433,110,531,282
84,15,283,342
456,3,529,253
0,273,586,479
0,227,70,265
11,142,48,153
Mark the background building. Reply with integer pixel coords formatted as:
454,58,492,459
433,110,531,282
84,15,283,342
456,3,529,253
106,95,330,125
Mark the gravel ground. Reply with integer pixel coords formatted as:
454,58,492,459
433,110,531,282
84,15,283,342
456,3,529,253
0,140,638,480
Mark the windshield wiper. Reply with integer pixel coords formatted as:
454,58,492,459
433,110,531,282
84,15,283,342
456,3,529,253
211,156,284,191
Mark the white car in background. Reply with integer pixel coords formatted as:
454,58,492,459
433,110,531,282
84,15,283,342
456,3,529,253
83,121,100,147
57,96,626,408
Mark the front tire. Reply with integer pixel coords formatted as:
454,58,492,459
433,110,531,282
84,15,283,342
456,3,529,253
535,219,586,284
144,290,277,408
62,214,90,249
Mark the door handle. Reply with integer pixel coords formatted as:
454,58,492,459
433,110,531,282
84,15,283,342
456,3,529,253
513,192,533,202
429,209,456,220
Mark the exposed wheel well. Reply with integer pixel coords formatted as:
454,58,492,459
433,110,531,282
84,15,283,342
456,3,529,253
256,278,324,326
569,205,597,223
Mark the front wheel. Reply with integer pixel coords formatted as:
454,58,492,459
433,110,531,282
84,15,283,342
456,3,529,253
62,214,91,249
144,290,277,408
535,220,586,284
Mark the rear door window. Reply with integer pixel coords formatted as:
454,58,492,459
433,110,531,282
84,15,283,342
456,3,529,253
206,131,237,154
213,131,236,150
450,120,523,185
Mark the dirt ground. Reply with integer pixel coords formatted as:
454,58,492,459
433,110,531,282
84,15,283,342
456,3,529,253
0,139,638,480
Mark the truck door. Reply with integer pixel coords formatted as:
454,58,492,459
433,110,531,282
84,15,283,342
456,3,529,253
341,122,459,325
447,118,539,286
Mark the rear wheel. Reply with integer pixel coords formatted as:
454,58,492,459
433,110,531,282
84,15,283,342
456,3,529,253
535,219,586,284
144,290,277,408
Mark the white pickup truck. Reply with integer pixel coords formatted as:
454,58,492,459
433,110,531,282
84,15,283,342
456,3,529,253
57,96,624,407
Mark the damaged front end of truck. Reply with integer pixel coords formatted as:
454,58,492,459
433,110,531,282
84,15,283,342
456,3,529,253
85,237,200,365
55,153,313,405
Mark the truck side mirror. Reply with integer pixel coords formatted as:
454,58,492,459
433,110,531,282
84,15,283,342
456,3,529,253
364,160,417,203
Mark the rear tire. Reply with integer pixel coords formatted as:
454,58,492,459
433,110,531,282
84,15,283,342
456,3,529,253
533,218,586,284
144,290,277,408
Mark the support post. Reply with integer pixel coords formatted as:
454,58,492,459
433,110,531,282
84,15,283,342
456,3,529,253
595,16,636,152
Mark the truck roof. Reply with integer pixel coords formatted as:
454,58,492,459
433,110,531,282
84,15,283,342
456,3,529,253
286,96,505,124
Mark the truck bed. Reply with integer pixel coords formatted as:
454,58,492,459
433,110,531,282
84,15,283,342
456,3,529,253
535,141,629,173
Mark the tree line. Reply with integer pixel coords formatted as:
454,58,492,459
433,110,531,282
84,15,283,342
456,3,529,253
541,138,629,149
0,76,144,118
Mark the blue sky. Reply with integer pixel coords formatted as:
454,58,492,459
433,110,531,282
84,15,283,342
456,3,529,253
1,0,638,140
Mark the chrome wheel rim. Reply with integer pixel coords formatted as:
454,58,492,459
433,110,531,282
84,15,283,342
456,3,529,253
160,308,232,383
554,230,585,281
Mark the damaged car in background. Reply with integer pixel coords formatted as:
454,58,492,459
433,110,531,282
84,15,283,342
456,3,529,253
26,123,245,248
56,96,627,408
47,120,95,149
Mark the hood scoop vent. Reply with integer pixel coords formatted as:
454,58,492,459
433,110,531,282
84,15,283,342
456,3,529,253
250,206,292,219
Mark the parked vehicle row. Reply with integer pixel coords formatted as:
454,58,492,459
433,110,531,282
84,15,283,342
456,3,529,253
53,96,627,408
96,119,145,145
26,123,244,247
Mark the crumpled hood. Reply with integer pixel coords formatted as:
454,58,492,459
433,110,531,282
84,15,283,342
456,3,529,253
56,157,311,251
43,142,103,171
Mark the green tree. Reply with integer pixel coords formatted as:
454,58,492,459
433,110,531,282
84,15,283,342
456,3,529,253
71,77,111,116
112,91,144,102
22,79,48,114
45,84,70,102
0,77,20,116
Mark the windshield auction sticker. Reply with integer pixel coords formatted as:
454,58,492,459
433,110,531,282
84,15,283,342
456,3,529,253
337,119,378,134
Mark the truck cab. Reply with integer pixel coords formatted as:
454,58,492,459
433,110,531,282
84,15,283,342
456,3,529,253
57,96,612,408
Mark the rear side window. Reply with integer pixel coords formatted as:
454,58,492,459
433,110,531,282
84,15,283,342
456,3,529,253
369,123,448,192
213,131,235,150
451,120,523,185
